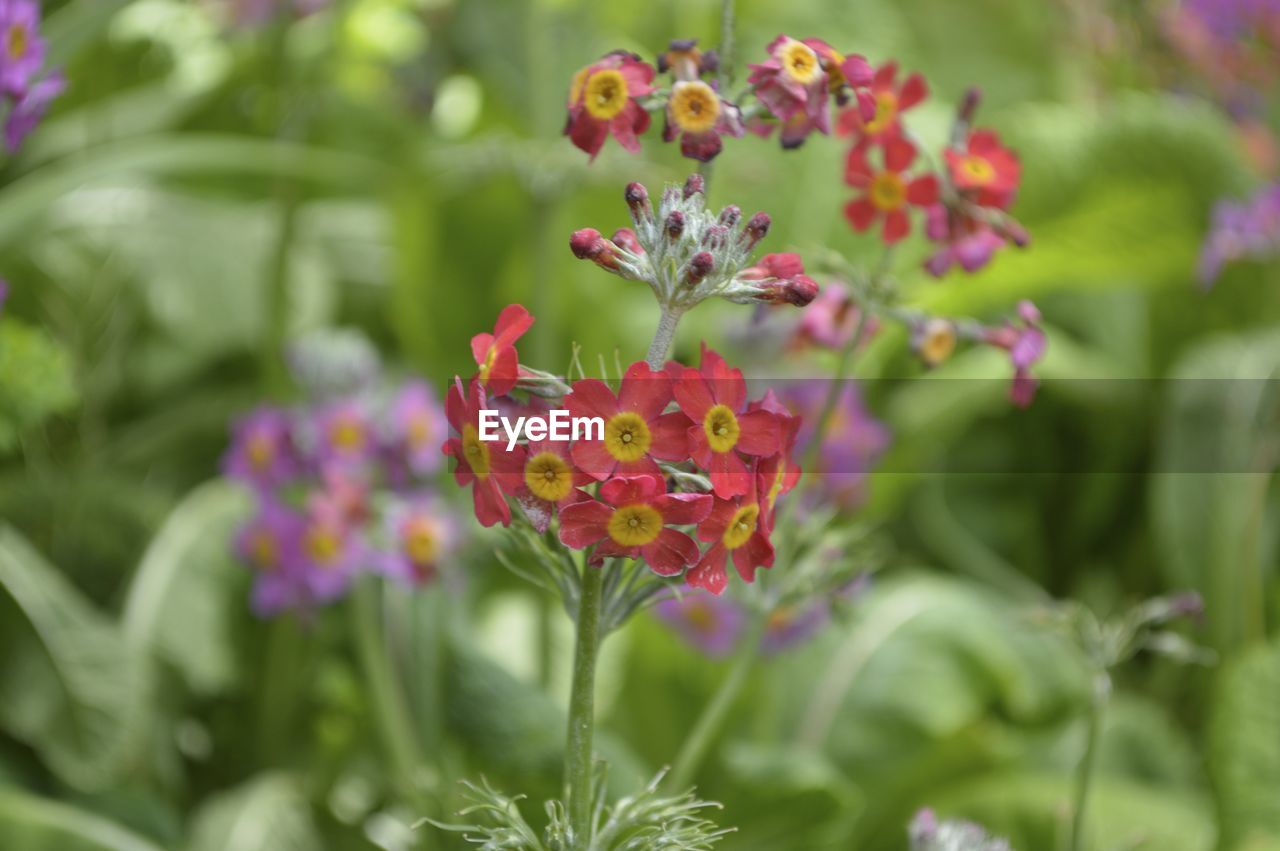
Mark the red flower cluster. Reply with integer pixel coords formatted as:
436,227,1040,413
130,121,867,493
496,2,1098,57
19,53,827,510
443,306,802,595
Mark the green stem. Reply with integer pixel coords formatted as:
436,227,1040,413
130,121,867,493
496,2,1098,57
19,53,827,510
645,308,683,371
717,0,735,91
352,580,427,803
565,558,604,849
666,610,767,792
1070,672,1109,851
256,613,304,764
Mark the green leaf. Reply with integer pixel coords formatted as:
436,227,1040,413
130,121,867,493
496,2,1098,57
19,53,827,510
186,774,320,851
122,480,252,696
0,788,164,851
0,318,78,454
0,526,153,791
1150,329,1280,651
1209,638,1280,850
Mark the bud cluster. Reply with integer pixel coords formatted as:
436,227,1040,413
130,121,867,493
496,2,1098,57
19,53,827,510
571,174,818,317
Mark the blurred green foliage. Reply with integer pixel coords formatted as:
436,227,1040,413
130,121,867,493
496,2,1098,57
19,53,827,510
0,0,1277,849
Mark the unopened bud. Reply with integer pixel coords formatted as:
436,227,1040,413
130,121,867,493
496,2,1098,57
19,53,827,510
683,173,705,199
754,275,819,306
570,228,603,259
700,49,719,75
741,212,771,249
702,224,729,250
958,87,982,126
718,205,741,227
611,227,644,255
999,217,1030,248
685,252,714,286
624,182,652,224
665,211,686,241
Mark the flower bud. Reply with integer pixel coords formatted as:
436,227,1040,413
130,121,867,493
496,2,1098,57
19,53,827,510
611,227,644,255
685,252,714,286
913,318,957,367
718,205,741,227
701,224,728,251
625,182,652,224
570,228,603,259
665,210,686,242
741,212,771,249
683,173,705,200
958,87,982,126
700,49,719,75
997,216,1030,248
753,274,819,306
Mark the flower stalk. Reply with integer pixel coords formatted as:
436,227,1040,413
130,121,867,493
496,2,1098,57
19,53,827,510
645,307,684,370
565,554,605,849
1070,671,1110,851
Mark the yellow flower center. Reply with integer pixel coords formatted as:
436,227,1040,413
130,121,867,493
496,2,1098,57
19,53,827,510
869,171,906,211
767,606,795,631
780,40,820,85
246,432,275,471
606,503,663,547
525,451,574,502
304,526,341,567
462,424,491,479
920,320,957,366
584,69,629,120
407,413,433,448
250,531,277,570
767,461,788,511
686,602,717,630
331,418,366,452
568,68,589,104
670,81,721,133
864,91,899,135
8,25,26,60
959,155,995,184
604,411,652,462
703,404,741,453
824,48,848,91
402,517,439,566
722,503,760,550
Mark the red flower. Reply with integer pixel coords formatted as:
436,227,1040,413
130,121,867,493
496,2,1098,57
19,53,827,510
442,378,517,528
673,347,781,499
747,36,832,144
662,79,744,162
944,129,1021,209
558,475,712,574
493,437,592,534
844,136,939,244
470,304,533,397
688,465,774,595
749,391,802,530
567,362,691,483
836,61,928,142
565,52,655,161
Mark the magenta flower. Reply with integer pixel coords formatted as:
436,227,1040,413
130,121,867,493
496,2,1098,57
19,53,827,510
747,36,832,147
565,52,655,161
0,0,45,97
385,380,447,477
234,499,308,616
314,399,375,473
3,70,60,151
662,79,744,162
790,282,872,351
923,204,1009,277
379,495,456,585
761,601,830,655
653,593,746,659
222,407,300,491
983,301,1047,407
295,500,365,604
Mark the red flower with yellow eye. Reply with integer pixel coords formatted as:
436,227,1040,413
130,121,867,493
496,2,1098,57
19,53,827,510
944,129,1021,210
492,437,593,534
565,52,656,161
441,378,518,528
688,465,774,595
558,476,712,575
748,390,802,530
844,136,940,244
567,362,691,483
673,347,781,499
470,304,533,397
836,61,928,143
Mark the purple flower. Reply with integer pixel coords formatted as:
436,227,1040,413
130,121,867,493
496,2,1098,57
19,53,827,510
222,407,300,491
983,300,1046,408
314,399,375,473
654,593,747,659
1198,184,1280,287
761,601,830,655
923,205,1009,277
234,499,308,616
379,495,456,585
295,500,365,604
4,71,62,152
0,0,45,97
385,380,447,478
777,382,890,509
790,282,871,351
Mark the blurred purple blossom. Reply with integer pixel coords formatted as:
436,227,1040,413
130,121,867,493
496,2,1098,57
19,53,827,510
1199,184,1280,286
654,593,747,659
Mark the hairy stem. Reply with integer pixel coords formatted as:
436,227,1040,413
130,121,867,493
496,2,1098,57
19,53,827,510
645,308,683,371
565,557,604,849
1070,672,1109,851
666,610,767,792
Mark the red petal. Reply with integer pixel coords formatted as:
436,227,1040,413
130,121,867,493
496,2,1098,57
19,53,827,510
566,378,620,422
492,304,534,348
444,377,468,433
844,197,877,231
557,500,613,548
968,129,1000,156
614,455,664,482
470,333,494,367
618,362,672,420
567,111,609,161
473,479,512,528
648,411,693,461
844,145,874,186
884,135,917,172
686,545,729,594
673,371,715,421
907,174,940,206
696,497,737,541
735,410,781,456
732,532,775,582
882,209,910,244
599,474,663,507
898,72,928,110
485,346,519,396
709,450,750,498
654,492,714,525
641,528,700,576
872,61,897,91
